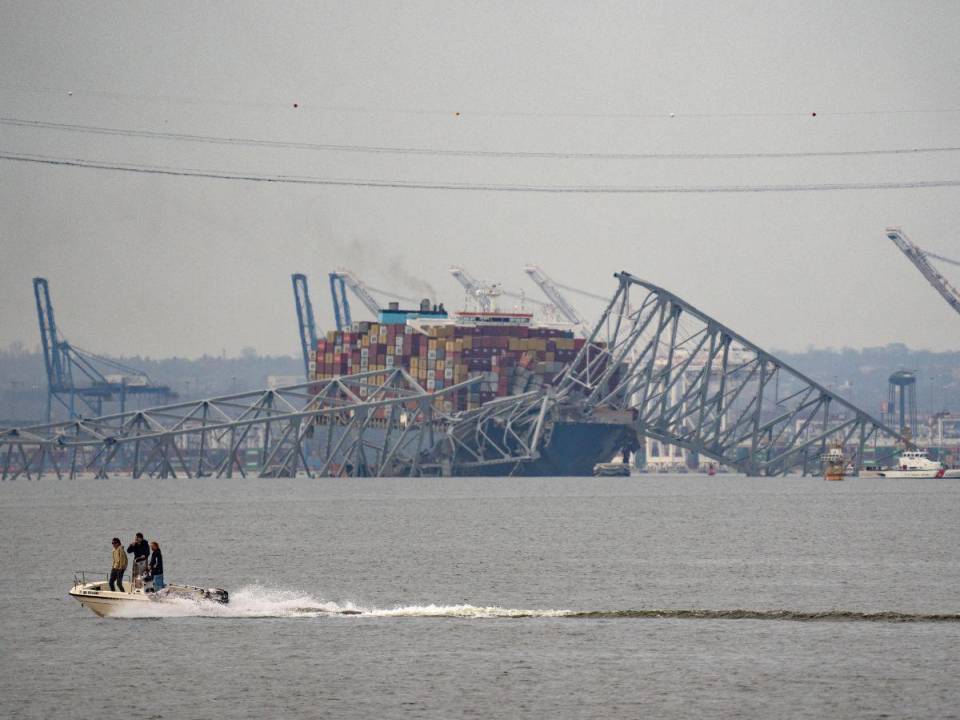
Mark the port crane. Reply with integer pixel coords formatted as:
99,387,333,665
886,228,960,317
292,274,319,378
328,269,424,330
32,277,175,422
449,266,551,314
449,267,494,311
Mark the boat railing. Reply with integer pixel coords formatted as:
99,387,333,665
72,570,106,588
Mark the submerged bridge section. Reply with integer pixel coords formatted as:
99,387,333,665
559,272,905,475
2,271,906,479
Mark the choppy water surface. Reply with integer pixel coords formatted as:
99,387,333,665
1,474,958,719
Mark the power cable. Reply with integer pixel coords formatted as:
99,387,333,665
924,251,960,268
2,150,959,194
3,116,960,161
3,83,960,119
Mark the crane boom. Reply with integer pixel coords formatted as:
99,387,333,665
524,265,586,327
886,228,960,317
329,269,382,319
449,267,492,310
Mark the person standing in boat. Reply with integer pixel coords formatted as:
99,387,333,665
127,532,151,587
109,537,127,592
148,541,165,590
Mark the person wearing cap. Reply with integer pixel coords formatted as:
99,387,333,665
109,537,127,592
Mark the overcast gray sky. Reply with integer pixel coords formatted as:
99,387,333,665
1,1,958,358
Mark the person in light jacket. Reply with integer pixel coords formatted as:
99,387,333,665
109,537,127,592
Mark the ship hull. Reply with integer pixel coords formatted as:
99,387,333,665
459,421,633,477
877,470,942,479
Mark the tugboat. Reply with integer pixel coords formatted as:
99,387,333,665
878,449,945,479
821,442,847,481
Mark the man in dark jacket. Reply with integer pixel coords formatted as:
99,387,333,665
127,532,150,587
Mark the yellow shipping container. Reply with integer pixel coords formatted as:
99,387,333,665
327,330,337,342
361,335,370,347
437,360,445,371
545,352,555,362
462,336,473,350
324,353,334,364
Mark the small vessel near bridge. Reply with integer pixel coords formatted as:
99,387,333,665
878,449,944,479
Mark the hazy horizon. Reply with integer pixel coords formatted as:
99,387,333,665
2,2,959,359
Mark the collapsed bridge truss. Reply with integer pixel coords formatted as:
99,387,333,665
0,369,551,480
559,272,905,475
2,272,906,479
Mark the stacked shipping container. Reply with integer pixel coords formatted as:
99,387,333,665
315,319,586,412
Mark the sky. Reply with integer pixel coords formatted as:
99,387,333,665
1,0,958,359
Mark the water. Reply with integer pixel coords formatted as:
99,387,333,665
2,474,958,718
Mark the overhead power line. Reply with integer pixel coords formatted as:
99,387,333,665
3,83,960,119
925,251,960,268
3,116,960,161
3,150,960,193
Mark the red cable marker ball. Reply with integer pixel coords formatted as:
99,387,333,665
811,112,816,117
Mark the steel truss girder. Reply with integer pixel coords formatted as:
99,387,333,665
5,271,909,480
558,272,906,475
0,369,556,479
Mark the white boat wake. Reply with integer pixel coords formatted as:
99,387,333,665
105,586,960,622
108,585,571,619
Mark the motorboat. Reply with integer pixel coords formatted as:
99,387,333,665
878,449,945,479
69,570,228,617
942,467,960,479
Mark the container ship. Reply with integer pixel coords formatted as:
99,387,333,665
313,300,635,475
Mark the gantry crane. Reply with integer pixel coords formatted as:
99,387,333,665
32,277,175,421
524,265,587,328
291,274,319,378
449,266,494,311
886,228,960,317
449,266,551,314
328,269,423,329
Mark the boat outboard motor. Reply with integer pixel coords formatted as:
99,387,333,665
203,588,229,604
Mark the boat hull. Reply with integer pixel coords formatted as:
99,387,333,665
877,470,943,479
461,420,634,477
69,580,228,617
